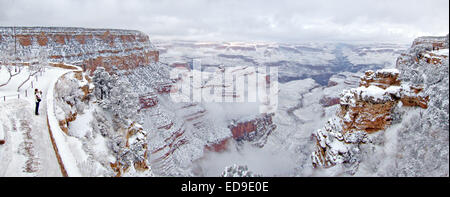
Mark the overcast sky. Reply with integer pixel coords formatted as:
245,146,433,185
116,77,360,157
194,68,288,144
0,0,448,43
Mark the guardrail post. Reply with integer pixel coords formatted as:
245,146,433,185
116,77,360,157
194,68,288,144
25,90,27,97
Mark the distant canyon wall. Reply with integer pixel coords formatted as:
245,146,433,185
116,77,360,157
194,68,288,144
0,27,159,72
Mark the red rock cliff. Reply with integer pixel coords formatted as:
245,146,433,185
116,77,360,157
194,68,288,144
228,113,277,147
0,27,159,73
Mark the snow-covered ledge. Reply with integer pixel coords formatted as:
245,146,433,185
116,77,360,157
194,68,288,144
46,63,82,177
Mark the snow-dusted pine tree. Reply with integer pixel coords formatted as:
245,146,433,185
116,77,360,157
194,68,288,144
106,77,141,125
93,67,113,100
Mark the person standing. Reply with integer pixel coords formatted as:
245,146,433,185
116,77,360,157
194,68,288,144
35,89,42,115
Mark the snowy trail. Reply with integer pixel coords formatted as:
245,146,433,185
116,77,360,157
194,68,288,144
0,67,71,177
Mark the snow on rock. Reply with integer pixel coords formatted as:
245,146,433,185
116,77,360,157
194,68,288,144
392,34,449,176
312,34,449,176
108,121,151,176
228,113,277,148
54,71,92,135
359,69,401,89
357,85,393,102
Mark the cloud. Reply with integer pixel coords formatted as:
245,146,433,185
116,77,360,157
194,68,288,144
0,0,448,43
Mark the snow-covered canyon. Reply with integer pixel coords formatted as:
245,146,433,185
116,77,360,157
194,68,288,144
1,27,448,177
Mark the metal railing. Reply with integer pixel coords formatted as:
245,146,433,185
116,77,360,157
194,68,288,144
0,69,45,102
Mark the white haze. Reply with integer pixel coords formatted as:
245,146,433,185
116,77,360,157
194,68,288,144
197,142,298,177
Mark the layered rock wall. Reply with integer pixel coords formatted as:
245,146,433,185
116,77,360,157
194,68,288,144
229,113,277,147
0,27,159,73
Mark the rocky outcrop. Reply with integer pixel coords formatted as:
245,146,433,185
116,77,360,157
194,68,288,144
54,70,93,135
58,111,77,135
0,27,159,73
311,35,449,172
403,35,448,64
359,69,401,89
119,122,150,175
312,69,429,169
203,114,277,152
229,113,277,147
339,69,428,134
319,96,340,107
107,121,151,177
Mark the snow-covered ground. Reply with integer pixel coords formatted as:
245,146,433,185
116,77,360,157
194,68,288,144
0,65,71,176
